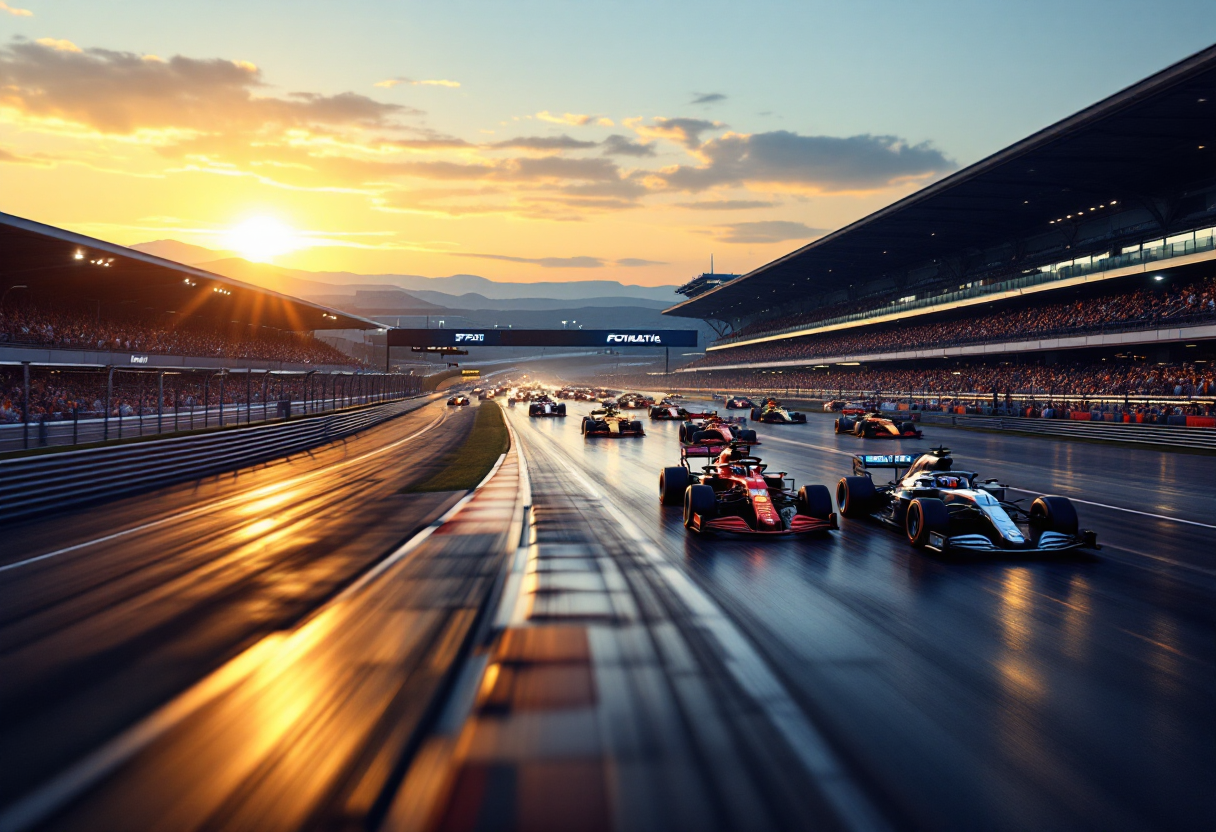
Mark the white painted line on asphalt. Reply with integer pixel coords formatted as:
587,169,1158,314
525,423,893,832
1004,488,1216,530
0,406,450,575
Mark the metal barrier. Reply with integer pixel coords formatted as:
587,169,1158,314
916,411,1216,450
0,396,430,523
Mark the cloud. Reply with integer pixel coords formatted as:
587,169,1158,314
713,221,826,244
461,253,607,268
659,130,956,193
536,110,602,127
0,40,415,134
492,135,598,151
0,1,32,16
601,134,655,157
35,38,81,52
387,137,476,150
0,146,52,166
690,92,726,105
630,117,723,149
615,258,667,267
676,199,778,210
375,77,460,88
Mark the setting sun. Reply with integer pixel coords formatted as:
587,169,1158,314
224,216,300,263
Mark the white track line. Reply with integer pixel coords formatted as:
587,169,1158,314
761,435,1214,530
0,405,449,574
1004,488,1216,530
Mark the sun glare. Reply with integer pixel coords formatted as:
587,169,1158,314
224,216,300,263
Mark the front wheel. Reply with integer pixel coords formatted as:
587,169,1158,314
836,476,876,517
906,498,949,547
683,484,716,530
1029,495,1078,536
797,485,833,520
738,428,758,443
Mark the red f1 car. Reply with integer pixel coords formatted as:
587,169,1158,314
660,441,836,536
649,402,713,420
835,412,922,439
678,414,757,445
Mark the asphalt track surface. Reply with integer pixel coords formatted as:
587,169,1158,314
0,394,1211,831
0,400,475,813
507,401,1214,832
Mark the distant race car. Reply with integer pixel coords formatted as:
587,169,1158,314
660,442,836,536
835,412,922,439
725,396,754,410
617,393,655,409
678,414,756,445
582,405,645,437
750,398,807,424
649,402,713,420
823,400,868,414
528,396,567,417
447,395,470,407
835,447,1098,554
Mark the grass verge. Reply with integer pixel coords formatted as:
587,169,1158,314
401,401,509,493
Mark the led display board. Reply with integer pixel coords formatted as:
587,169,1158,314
387,329,698,348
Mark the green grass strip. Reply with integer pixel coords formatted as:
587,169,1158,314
402,401,509,492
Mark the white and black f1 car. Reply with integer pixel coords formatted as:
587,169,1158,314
582,405,645,437
835,448,1098,554
528,395,567,417
835,412,922,439
750,398,807,424
660,441,835,535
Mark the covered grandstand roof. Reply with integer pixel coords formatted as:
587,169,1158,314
665,44,1216,322
0,211,380,332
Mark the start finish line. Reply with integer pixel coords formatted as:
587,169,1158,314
387,328,697,348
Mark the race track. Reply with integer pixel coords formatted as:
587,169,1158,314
507,399,1214,832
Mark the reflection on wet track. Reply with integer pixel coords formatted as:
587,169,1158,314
508,402,1214,831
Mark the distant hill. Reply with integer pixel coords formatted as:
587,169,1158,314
131,239,238,265
129,239,680,305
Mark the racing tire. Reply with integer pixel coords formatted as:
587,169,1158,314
900,422,916,435
906,498,949,548
738,428,758,443
797,485,834,520
835,418,851,434
1029,495,1079,536
861,422,878,438
581,417,590,435
660,466,689,505
649,406,661,419
679,421,695,442
750,407,762,421
684,484,716,530
630,421,644,435
836,476,876,517
557,404,566,416
793,414,807,423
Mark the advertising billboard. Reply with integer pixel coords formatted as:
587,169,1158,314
387,329,697,348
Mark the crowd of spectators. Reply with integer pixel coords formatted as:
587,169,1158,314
699,276,1216,367
0,366,420,424
603,360,1216,404
0,302,360,367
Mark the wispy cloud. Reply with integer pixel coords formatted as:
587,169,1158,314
659,130,956,193
375,77,461,88
34,38,81,52
455,253,665,268
601,134,655,157
712,220,825,244
0,1,32,16
676,199,778,210
615,258,667,267
628,117,724,149
492,135,598,151
536,111,610,127
690,92,726,105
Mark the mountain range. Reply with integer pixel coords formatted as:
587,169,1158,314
130,240,681,309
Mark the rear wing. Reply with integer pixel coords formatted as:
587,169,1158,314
682,438,757,461
852,453,918,477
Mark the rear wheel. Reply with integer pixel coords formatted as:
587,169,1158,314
738,428,758,443
660,466,689,505
1030,495,1078,535
750,407,762,421
836,476,876,517
679,421,695,442
630,420,644,435
906,498,949,547
684,484,716,529
797,485,833,520
900,421,915,435
581,416,590,434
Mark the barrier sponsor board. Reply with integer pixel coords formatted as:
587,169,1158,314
388,328,697,348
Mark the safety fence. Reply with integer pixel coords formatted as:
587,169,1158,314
915,411,1216,451
0,395,430,523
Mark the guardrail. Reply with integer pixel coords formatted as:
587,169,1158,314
0,396,430,523
916,411,1216,450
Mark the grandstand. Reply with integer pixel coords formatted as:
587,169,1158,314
664,45,1216,385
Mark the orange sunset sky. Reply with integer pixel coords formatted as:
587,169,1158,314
2,0,1212,287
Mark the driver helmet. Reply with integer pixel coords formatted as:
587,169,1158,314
937,475,961,488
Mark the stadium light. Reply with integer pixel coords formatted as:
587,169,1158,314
1154,275,1165,281
73,251,84,260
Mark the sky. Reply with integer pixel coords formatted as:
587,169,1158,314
2,0,1214,287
